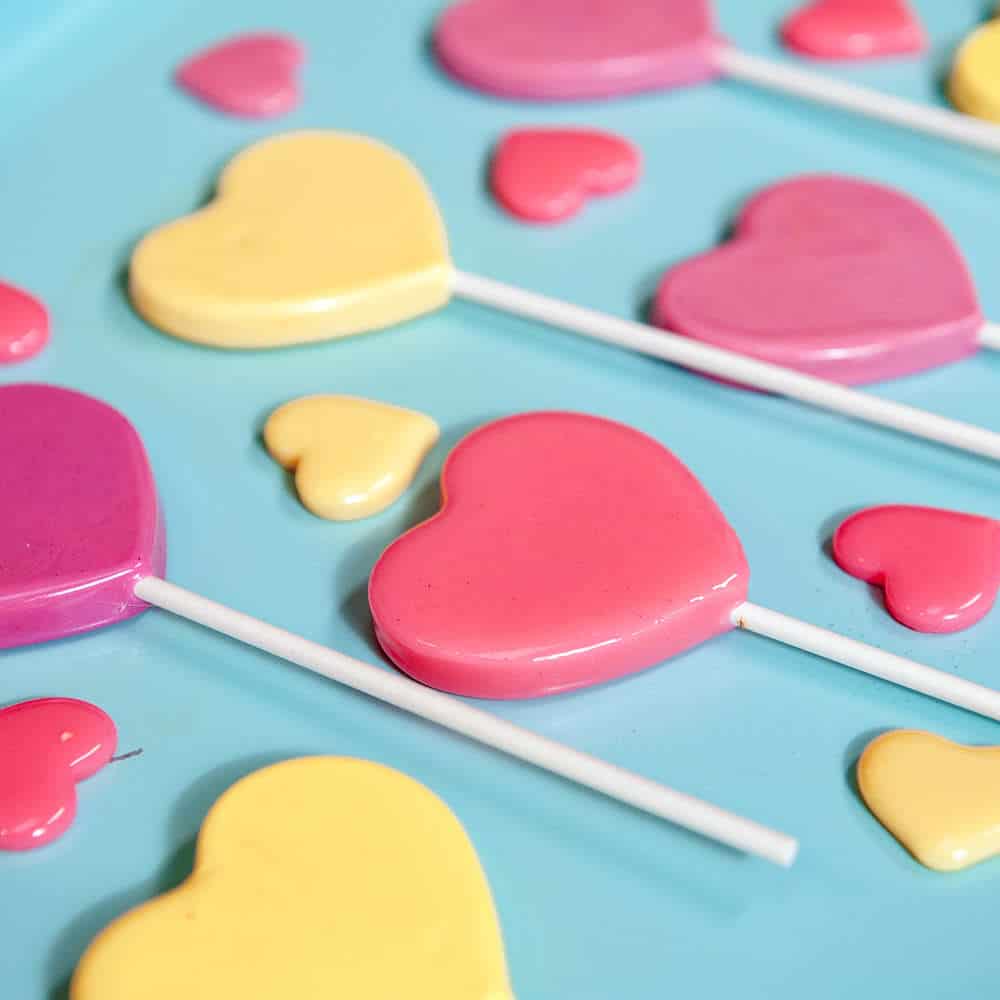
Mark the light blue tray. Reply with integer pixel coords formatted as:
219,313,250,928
2,1,999,996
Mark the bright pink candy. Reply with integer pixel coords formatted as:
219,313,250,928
0,698,117,850
782,0,925,61
434,0,721,100
654,175,982,386
0,384,164,649
0,281,49,364
175,33,304,117
491,128,640,223
834,506,1000,634
369,413,748,699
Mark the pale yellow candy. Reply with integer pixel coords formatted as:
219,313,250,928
130,131,453,348
857,730,1000,872
71,757,514,1000
264,394,439,520
949,21,1000,123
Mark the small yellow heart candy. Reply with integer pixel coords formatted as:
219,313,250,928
264,395,439,520
130,131,453,348
71,757,514,1000
857,730,1000,872
949,21,1000,123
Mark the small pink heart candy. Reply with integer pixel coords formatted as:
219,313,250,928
0,384,165,649
0,281,48,364
491,128,640,223
434,0,721,99
369,413,748,699
0,698,117,850
175,32,304,118
654,175,982,386
782,0,926,60
834,506,1000,634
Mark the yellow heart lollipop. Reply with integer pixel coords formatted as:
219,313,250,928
71,757,514,999
130,131,452,348
858,730,1000,871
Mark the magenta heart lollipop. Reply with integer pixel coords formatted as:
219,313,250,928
654,175,994,386
433,0,1000,155
370,412,1000,718
0,384,797,865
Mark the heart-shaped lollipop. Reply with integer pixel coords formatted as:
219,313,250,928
129,131,1000,464
2,385,794,864
175,32,305,117
654,175,983,386
0,281,49,364
129,132,452,349
371,412,748,698
0,384,164,648
264,395,439,520
491,128,641,223
369,411,1000,721
950,20,1000,124
833,505,1000,633
858,730,1000,871
0,698,117,850
781,0,925,60
72,757,514,999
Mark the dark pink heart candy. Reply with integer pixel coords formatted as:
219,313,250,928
434,0,721,99
0,384,165,649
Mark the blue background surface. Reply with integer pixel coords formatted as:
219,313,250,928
2,1,1000,996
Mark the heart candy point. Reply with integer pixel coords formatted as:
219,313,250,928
950,21,1000,124
858,730,1000,871
0,384,164,648
491,128,641,223
434,0,722,99
264,395,439,520
654,175,982,386
0,698,117,850
71,757,513,1000
833,505,1000,633
781,0,926,60
369,412,749,699
130,131,453,349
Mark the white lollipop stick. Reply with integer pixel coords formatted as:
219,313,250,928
716,47,1000,157
735,603,1000,720
453,271,1000,462
133,575,798,867
979,322,1000,352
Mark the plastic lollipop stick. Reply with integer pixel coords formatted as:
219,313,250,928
433,0,1000,157
368,412,1000,720
128,132,1000,465
652,175,1000,384
980,323,1000,351
0,384,796,867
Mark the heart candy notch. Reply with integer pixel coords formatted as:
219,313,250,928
369,412,749,699
71,757,514,1000
491,128,641,223
781,0,926,60
434,0,721,99
264,395,440,520
0,384,164,648
175,32,305,118
654,175,982,386
833,505,1000,633
0,698,117,850
130,131,452,349
858,730,1000,871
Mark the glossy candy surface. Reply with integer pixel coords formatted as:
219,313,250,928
781,0,925,60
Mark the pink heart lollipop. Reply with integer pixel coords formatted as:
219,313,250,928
0,384,795,865
0,698,117,850
369,412,1000,717
654,175,987,386
432,0,1000,155
834,505,1000,633
781,0,926,61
